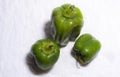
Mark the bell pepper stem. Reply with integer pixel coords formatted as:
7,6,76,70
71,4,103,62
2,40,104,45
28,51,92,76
49,45,53,49
63,5,75,18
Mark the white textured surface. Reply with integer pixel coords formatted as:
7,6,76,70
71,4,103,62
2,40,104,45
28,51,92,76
0,0,120,77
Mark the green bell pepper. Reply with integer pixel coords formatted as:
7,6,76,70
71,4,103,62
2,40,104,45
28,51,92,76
73,34,101,65
51,3,84,46
32,39,60,70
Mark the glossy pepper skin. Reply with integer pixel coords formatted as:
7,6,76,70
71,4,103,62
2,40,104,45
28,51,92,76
32,39,60,70
51,4,84,46
73,34,101,65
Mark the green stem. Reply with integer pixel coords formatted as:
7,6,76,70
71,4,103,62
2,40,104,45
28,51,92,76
48,45,53,49
63,5,75,18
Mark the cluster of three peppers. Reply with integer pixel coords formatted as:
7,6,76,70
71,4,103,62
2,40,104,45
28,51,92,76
31,4,101,70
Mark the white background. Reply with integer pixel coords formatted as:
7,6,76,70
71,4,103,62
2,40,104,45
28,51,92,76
0,0,120,77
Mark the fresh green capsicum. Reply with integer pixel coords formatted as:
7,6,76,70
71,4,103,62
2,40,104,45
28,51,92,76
32,39,60,70
73,34,101,65
51,3,84,46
